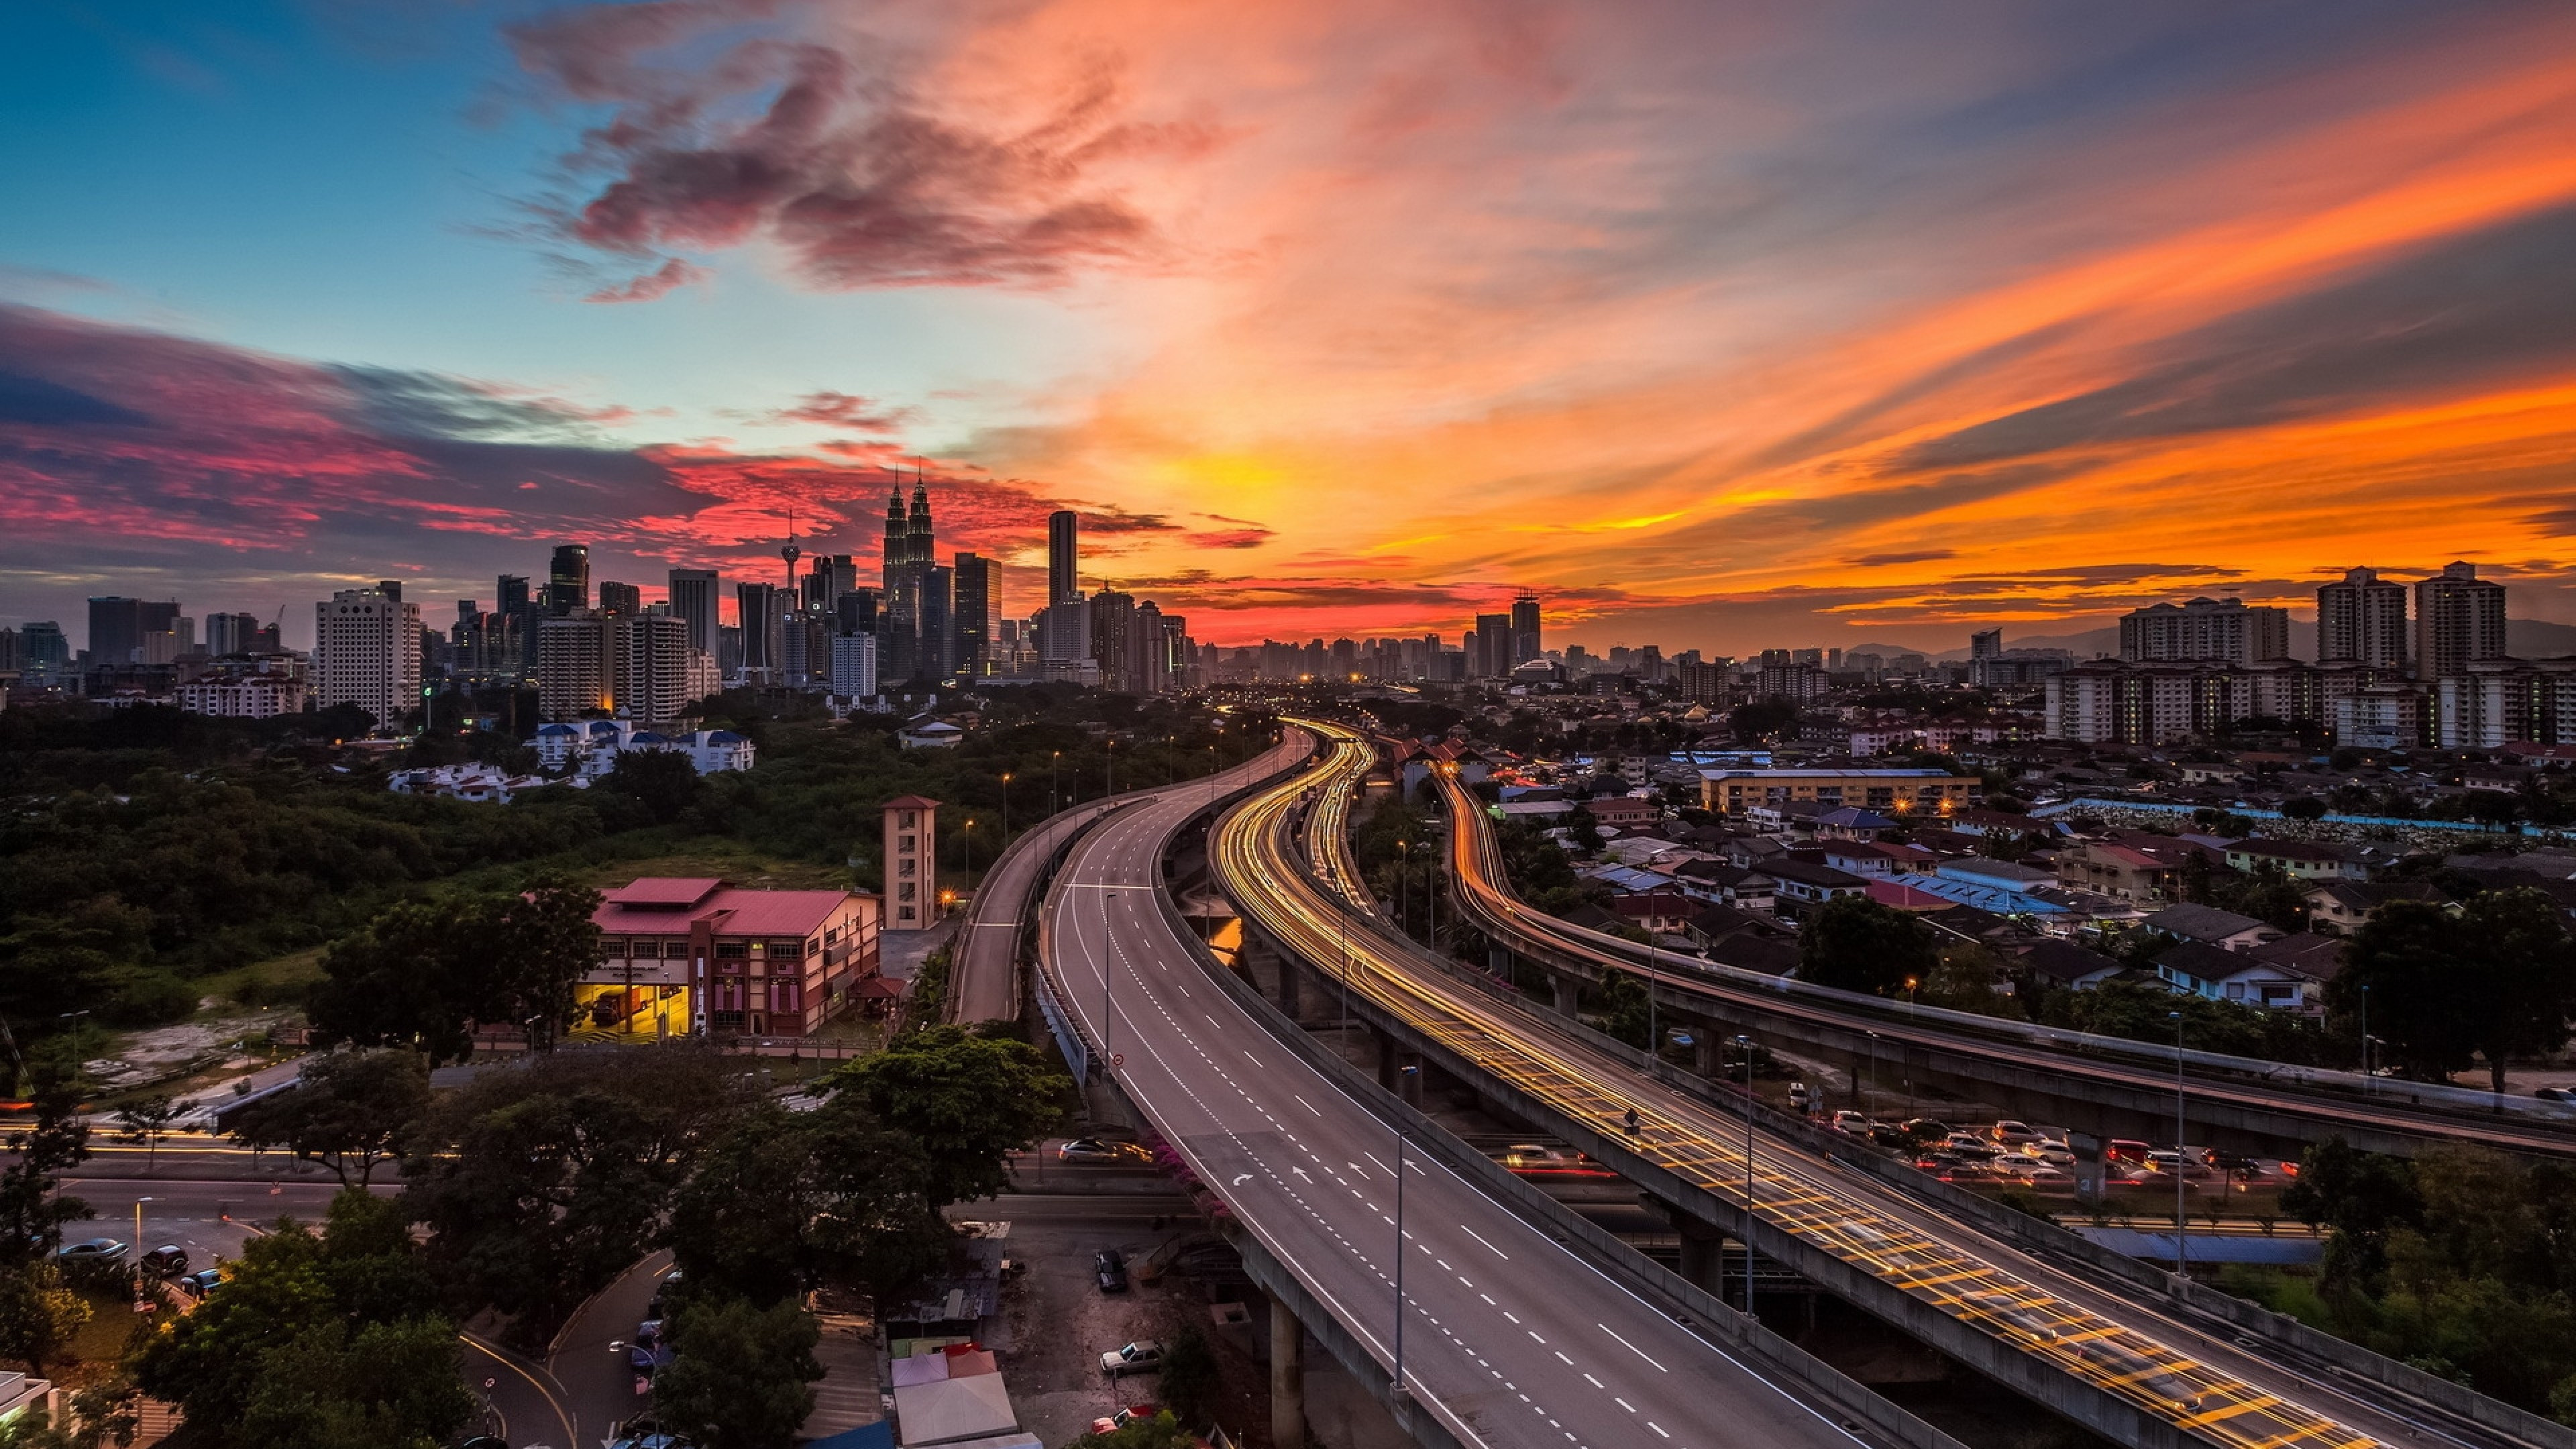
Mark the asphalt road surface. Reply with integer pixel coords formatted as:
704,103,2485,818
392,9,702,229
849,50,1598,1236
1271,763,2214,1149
1042,727,1873,1449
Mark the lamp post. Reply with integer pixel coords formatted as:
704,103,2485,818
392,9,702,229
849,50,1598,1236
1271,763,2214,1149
1102,890,1120,1079
2170,1010,2188,1279
1000,773,1012,840
963,818,975,890
1106,737,1116,798
1397,841,1409,937
1736,1033,1757,1318
1052,751,1062,814
133,1197,148,1255
2359,983,2371,1095
59,1011,90,1088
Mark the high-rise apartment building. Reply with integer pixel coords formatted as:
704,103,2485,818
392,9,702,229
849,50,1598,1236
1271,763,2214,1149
667,569,720,659
598,580,641,616
830,631,878,699
615,612,697,726
536,614,608,720
2118,597,2289,665
2314,568,2408,670
1471,612,1513,677
2414,561,2507,681
20,622,69,676
1090,588,1138,690
314,587,421,733
1048,511,1079,604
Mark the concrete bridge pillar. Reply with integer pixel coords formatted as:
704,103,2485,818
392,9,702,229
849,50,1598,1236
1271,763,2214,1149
1270,1296,1306,1449
1676,1216,1725,1296
1275,940,1299,1017
1550,974,1580,1017
1489,943,1511,977
1691,1028,1719,1077
1373,1025,1399,1091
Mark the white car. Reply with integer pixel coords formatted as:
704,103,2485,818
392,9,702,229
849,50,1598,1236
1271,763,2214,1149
1100,1340,1165,1377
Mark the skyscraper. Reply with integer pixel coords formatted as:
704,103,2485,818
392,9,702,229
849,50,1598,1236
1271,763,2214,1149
20,622,69,675
2414,561,2508,680
953,553,993,680
1048,511,1079,604
546,544,590,616
537,614,608,720
1090,588,1136,690
87,596,142,665
496,574,534,675
598,580,641,616
923,563,954,680
1472,612,1513,677
2317,567,2409,669
314,587,421,733
878,482,941,682
735,583,781,678
205,612,260,657
1510,591,1542,665
667,570,720,659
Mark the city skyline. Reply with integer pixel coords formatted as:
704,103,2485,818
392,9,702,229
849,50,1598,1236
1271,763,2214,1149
7,4,2576,653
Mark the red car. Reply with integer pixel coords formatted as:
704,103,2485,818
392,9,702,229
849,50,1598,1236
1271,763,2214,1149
1091,1404,1161,1435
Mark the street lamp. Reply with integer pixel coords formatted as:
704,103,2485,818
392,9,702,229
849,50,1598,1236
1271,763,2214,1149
1396,841,1409,937
1102,890,1121,1079
58,1012,90,1088
1394,1062,1418,1402
963,819,975,888
1000,773,1012,839
1106,737,1116,798
2359,982,2371,1095
1735,1033,1757,1318
1052,751,1062,814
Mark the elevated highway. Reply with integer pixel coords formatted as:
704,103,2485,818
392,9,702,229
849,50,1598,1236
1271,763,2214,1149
1429,765,2576,1161
1040,728,1929,1449
1215,720,2565,1449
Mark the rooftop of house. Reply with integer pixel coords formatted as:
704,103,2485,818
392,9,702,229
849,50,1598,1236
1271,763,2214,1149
2016,938,2124,985
2143,902,2277,943
594,878,861,938
2248,932,2346,983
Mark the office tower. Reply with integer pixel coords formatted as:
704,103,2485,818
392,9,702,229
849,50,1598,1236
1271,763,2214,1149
667,570,720,659
598,580,641,616
489,574,531,675
313,587,421,733
879,484,942,683
2414,561,2508,680
735,583,781,678
920,563,952,679
953,553,993,679
1970,628,2002,660
835,588,879,638
2316,568,2408,669
0,628,15,674
1511,590,1542,665
546,543,590,616
87,596,143,665
1472,612,1512,677
717,625,743,676
205,611,260,657
1048,511,1079,603
615,612,696,725
250,620,282,653
1037,600,1091,674
537,614,609,720
800,553,856,613
21,621,68,675
830,631,878,699
2118,596,2290,664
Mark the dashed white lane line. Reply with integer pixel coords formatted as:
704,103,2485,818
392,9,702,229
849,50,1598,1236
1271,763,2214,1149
1598,1324,1669,1374
1462,1226,1511,1258
1243,1051,1262,1068
1647,1423,1670,1440
1293,1093,1323,1116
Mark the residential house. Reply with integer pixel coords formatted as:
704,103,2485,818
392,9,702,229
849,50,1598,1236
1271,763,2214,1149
1764,859,1870,918
2153,938,2323,1012
2302,880,2449,937
1669,859,1778,914
2012,938,2125,992
1584,794,1663,830
2224,838,2376,882
2141,902,2283,952
1821,840,1935,877
1813,807,1902,842
2054,840,2181,903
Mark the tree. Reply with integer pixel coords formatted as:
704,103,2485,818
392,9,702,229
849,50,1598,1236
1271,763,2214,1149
0,1269,91,1381
406,1046,753,1334
485,875,603,1052
830,1027,1069,1208
1796,896,1937,996
649,1295,822,1449
0,1067,92,1267
2282,796,2328,821
133,1226,335,1431
1073,1412,1199,1449
2334,891,2576,1091
1154,1325,1220,1426
594,749,704,828
305,901,484,1066
233,1317,472,1449
226,1049,428,1185
1727,698,1801,743
666,1097,952,1309
113,1094,181,1173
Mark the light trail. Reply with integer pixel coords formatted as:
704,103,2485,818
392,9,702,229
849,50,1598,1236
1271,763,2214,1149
1214,720,2389,1449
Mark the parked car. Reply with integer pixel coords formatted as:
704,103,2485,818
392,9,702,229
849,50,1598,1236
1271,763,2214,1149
1095,1250,1130,1293
1091,1405,1161,1435
1828,1110,1871,1136
1786,1081,1813,1111
1100,1340,1165,1377
1941,1133,2002,1158
1987,1120,2041,1145
178,1269,224,1297
56,1238,127,1263
2536,1087,2573,1102
139,1246,188,1277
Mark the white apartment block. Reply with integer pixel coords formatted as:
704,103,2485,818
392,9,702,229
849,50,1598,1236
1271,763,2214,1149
313,588,419,733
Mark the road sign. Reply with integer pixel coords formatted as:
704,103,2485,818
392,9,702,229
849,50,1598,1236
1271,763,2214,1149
1111,1053,1126,1067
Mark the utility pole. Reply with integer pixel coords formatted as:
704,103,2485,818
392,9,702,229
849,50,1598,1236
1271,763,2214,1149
2171,1010,2188,1278
1737,1033,1757,1318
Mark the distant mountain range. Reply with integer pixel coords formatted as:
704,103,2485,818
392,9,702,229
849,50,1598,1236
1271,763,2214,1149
1838,617,2576,665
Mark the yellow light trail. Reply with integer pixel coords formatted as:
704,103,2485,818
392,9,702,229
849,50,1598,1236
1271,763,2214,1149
1212,719,2379,1449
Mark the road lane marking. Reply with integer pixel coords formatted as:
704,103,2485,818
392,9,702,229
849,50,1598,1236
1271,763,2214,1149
1598,1324,1668,1373
1462,1226,1510,1259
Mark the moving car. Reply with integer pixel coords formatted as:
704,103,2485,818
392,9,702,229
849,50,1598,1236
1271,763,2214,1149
1987,1120,2041,1145
1059,1138,1152,1165
1828,1110,1871,1136
1095,1250,1130,1293
56,1238,127,1263
1495,1144,1616,1180
1100,1340,1165,1377
2105,1139,2152,1164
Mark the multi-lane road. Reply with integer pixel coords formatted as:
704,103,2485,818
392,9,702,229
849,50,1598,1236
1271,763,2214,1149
1044,728,1884,1449
1217,720,2526,1449
1431,764,2576,1159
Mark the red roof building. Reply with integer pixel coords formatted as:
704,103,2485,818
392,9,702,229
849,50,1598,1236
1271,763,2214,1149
587,877,881,1038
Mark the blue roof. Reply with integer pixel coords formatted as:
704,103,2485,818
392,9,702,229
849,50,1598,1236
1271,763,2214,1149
702,730,746,744
535,722,580,735
587,720,621,735
629,731,670,745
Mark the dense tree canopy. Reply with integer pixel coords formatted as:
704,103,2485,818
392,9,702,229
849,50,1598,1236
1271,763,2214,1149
830,1026,1070,1209
2330,891,2576,1091
1797,896,1939,996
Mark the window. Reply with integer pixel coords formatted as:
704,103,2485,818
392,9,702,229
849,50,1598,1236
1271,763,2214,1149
898,859,916,877
715,941,748,959
664,940,690,958
769,939,804,959
899,835,916,853
600,937,627,956
774,979,802,1012
898,883,915,900
900,811,916,828
899,905,916,920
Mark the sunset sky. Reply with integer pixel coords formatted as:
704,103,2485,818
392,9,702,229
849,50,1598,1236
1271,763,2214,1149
7,1,2576,654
